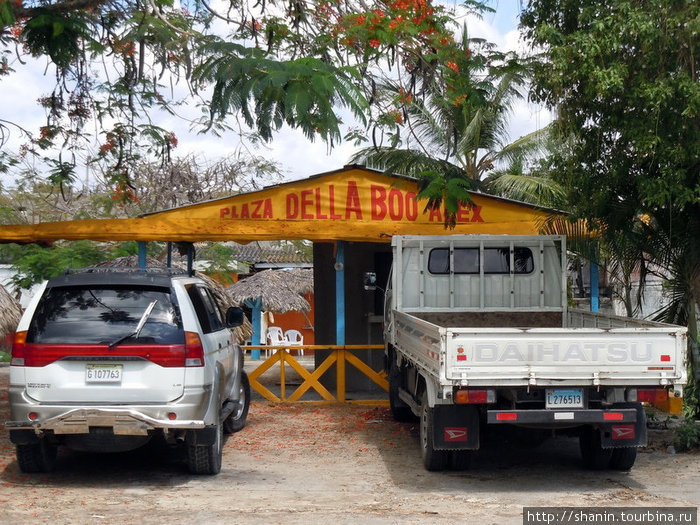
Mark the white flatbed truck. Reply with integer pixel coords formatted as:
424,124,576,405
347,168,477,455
383,235,687,470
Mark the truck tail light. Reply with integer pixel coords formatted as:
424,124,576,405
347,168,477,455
635,388,668,403
11,331,27,366
184,332,205,367
455,389,493,404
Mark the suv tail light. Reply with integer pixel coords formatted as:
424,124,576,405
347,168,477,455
11,330,199,368
11,331,27,366
184,332,205,367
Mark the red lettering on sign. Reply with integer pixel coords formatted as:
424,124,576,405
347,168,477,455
345,181,362,219
471,205,483,222
286,193,299,219
301,190,314,219
406,192,418,220
388,189,403,220
429,206,442,222
220,207,230,218
240,203,250,219
457,205,471,223
328,185,342,219
371,185,387,220
315,188,328,219
251,200,263,219
263,198,273,218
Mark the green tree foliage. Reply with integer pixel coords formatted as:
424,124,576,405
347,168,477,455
0,0,493,201
521,1,700,408
0,153,282,286
350,23,547,225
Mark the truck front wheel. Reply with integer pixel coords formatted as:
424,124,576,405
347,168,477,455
420,392,448,471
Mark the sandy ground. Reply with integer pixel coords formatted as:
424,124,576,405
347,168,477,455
0,363,698,525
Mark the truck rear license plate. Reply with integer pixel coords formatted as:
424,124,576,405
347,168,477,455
86,364,123,383
546,388,583,408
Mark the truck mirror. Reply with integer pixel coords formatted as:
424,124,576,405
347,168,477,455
363,272,377,291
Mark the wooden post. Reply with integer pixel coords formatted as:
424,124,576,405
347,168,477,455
137,242,147,268
335,241,345,345
590,246,599,313
245,297,263,360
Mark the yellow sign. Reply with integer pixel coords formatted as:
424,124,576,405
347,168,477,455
0,167,560,244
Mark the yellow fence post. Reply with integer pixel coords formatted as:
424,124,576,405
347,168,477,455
336,346,346,403
279,349,286,401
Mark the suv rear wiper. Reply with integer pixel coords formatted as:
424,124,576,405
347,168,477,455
108,300,158,349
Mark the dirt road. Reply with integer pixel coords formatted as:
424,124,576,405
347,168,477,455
0,366,698,524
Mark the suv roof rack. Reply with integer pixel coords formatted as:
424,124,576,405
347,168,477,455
64,266,191,276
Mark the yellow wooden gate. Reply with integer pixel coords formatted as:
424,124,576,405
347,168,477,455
243,345,388,405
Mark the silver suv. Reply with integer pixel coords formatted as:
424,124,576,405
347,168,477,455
6,268,250,475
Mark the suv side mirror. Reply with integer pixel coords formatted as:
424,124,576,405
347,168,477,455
225,306,245,328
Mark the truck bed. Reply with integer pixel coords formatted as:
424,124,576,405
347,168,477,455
392,309,687,388
415,311,563,328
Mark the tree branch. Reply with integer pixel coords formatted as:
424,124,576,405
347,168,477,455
10,0,112,19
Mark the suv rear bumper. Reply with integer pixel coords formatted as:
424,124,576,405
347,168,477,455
6,385,213,436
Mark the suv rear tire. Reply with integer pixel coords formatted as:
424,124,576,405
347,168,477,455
17,438,57,473
186,420,223,475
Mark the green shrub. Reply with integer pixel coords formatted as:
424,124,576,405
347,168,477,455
673,419,700,452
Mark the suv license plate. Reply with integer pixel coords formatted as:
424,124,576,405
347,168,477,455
86,364,123,383
546,388,583,409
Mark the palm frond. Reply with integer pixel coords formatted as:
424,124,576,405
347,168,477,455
484,172,565,208
194,42,368,143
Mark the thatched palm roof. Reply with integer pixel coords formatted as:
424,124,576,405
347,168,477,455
0,284,22,339
90,256,253,343
226,269,313,313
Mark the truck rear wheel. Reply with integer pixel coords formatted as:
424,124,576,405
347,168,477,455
420,392,448,471
610,447,637,470
580,426,613,470
449,450,472,470
389,361,415,422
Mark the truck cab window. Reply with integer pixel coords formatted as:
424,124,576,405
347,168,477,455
428,247,534,274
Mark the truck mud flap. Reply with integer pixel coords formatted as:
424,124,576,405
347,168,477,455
433,405,480,450
600,403,647,448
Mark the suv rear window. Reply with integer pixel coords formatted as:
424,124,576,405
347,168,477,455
26,286,184,345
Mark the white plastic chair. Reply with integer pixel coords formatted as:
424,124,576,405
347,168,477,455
284,329,304,356
265,326,288,357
